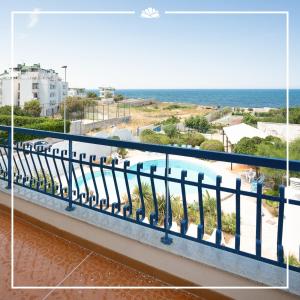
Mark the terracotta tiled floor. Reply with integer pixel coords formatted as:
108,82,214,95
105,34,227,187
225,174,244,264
0,210,204,299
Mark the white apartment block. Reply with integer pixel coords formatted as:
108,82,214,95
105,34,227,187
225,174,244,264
99,86,115,99
0,63,68,116
68,87,87,98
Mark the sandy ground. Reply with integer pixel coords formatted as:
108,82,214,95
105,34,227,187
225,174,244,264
115,102,215,131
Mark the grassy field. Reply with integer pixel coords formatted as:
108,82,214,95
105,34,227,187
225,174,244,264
116,102,215,131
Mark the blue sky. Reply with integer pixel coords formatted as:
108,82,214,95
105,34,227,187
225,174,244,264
0,0,300,89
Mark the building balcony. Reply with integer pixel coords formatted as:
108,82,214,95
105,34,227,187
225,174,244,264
0,125,299,299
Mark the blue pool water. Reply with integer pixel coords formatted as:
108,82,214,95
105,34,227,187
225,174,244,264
76,159,217,201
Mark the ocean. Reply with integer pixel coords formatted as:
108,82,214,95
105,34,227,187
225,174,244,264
90,89,300,108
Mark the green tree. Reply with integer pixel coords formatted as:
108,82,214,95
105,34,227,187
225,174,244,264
163,124,179,138
60,97,96,120
23,99,42,117
242,113,258,126
114,94,124,102
87,91,97,98
184,115,210,133
234,137,263,155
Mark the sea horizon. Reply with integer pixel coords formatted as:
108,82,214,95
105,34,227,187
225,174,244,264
88,88,300,108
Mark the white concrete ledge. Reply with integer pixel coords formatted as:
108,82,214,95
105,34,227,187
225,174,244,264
1,182,299,300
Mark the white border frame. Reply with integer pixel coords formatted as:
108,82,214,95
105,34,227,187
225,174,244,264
10,10,290,291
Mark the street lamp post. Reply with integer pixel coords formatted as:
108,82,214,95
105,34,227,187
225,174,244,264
61,65,67,133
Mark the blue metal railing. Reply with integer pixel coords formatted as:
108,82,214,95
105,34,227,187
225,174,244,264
0,125,299,271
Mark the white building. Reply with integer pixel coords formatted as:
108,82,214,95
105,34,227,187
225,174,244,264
0,63,68,116
99,86,115,99
68,87,87,98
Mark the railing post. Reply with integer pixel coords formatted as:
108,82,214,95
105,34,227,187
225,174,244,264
277,185,285,264
255,182,262,257
161,153,173,245
197,173,204,240
216,175,222,245
65,139,75,211
6,127,12,189
235,178,241,251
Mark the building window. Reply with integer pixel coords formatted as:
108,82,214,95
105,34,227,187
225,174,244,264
17,93,20,100
50,84,56,89
50,92,55,97
18,83,20,90
32,83,39,89
33,92,38,98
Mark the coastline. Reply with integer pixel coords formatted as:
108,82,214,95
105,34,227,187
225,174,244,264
115,89,300,108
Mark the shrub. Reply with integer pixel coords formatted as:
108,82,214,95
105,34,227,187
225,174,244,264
234,137,260,155
105,156,113,165
23,99,42,117
222,213,236,234
200,140,224,152
286,255,300,267
163,104,188,110
140,130,170,145
0,105,25,116
118,148,128,159
160,116,180,125
15,120,70,142
203,191,236,235
242,113,258,126
184,115,210,133
0,115,48,126
181,132,205,147
87,92,98,98
110,135,121,140
126,184,235,236
128,182,165,225
114,94,124,102
163,124,179,138
27,171,58,194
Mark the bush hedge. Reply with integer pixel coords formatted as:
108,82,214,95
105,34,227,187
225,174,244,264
140,129,171,145
200,140,224,152
0,116,70,142
0,115,48,126
181,132,205,147
140,129,206,147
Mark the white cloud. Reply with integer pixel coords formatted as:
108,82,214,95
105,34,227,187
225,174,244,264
140,7,160,19
28,8,40,28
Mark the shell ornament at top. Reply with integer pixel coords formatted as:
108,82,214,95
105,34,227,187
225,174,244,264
140,7,160,19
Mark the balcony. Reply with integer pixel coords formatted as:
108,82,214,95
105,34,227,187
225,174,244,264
0,125,299,299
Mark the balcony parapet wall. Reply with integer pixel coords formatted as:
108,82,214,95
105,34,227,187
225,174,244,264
1,183,299,300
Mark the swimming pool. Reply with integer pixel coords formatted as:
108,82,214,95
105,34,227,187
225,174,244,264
75,159,217,203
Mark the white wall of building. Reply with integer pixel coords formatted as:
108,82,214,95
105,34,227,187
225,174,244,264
0,64,68,116
68,88,86,98
257,122,300,142
99,87,115,99
0,78,15,106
